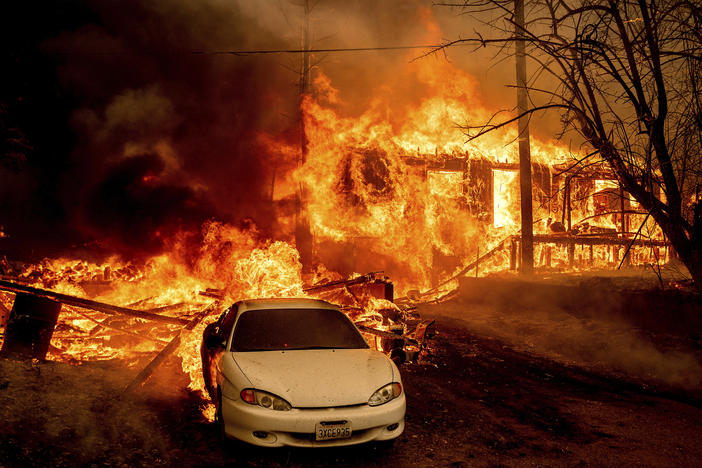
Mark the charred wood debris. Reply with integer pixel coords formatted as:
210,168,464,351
0,269,437,392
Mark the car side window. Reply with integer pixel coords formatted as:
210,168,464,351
218,303,239,343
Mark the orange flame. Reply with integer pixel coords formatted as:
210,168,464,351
1,10,670,422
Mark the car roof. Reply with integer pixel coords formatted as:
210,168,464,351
236,297,338,312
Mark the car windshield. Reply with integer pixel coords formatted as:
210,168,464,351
231,308,369,351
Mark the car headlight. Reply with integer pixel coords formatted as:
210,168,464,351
368,382,402,406
240,389,292,411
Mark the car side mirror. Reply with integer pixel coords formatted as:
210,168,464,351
205,334,225,349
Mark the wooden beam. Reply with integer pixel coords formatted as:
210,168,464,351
66,306,168,344
0,280,188,326
304,272,386,293
530,234,668,247
395,237,509,303
146,302,186,314
124,301,220,393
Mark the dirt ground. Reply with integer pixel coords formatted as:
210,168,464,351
1,285,702,467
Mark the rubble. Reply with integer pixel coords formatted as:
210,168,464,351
0,270,437,388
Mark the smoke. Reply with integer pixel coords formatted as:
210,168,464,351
2,0,302,258
424,276,702,390
1,0,566,263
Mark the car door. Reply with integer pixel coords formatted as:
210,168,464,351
202,303,239,400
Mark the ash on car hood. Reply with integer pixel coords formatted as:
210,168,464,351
232,348,392,407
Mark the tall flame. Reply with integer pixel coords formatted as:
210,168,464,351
0,9,669,424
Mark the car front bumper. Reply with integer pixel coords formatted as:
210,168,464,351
221,393,406,447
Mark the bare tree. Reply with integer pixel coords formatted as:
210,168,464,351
435,0,702,288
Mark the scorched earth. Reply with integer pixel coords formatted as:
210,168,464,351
1,275,701,468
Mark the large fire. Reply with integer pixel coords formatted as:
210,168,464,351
0,11,668,421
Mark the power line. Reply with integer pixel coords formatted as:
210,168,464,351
193,44,446,55
45,44,453,56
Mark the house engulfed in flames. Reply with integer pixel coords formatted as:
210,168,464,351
286,67,670,295
300,144,669,294
0,55,671,421
414,153,668,272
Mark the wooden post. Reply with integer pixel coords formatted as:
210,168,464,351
566,178,572,232
538,244,545,266
516,240,521,270
568,243,575,267
510,240,517,270
515,0,533,275
620,187,628,234
620,187,631,266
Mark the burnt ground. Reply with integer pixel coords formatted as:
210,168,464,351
0,324,701,467
0,270,702,467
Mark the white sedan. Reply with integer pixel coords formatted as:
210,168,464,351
200,298,406,447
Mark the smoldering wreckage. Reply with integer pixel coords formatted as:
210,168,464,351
0,271,435,381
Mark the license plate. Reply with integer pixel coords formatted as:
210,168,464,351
315,421,352,441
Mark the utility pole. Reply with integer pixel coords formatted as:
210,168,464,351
515,0,534,275
295,0,314,270
299,0,311,156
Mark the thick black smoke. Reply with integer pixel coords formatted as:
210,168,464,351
1,0,302,259
0,0,531,261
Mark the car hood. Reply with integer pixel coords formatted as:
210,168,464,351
231,348,393,408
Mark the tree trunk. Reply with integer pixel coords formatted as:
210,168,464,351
649,208,702,292
687,249,702,292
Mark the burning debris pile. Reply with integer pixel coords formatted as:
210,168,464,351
0,3,677,430
0,254,436,421
0,54,672,412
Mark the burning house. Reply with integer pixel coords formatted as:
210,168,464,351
299,142,669,290
0,0,678,440
0,55,672,410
